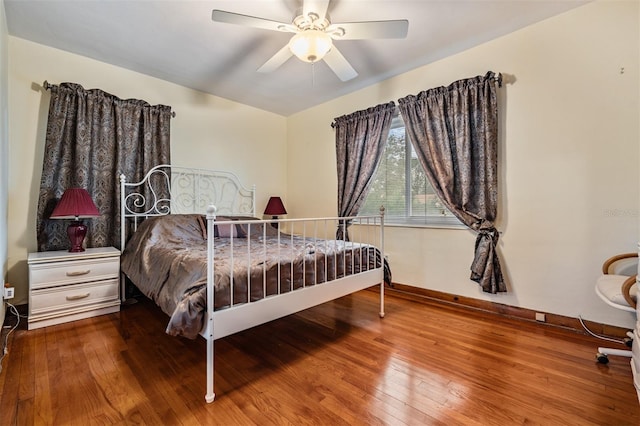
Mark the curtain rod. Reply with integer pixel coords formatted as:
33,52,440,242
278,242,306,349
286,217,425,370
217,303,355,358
42,80,177,118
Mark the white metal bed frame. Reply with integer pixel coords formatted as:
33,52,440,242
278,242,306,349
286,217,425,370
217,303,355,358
120,164,386,403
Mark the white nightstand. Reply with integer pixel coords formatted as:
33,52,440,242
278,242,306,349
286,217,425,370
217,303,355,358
27,247,121,330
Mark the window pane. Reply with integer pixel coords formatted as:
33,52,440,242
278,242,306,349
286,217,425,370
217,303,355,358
361,116,461,227
362,126,405,216
409,145,451,218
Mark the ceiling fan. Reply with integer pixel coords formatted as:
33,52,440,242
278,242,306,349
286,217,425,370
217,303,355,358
211,0,409,82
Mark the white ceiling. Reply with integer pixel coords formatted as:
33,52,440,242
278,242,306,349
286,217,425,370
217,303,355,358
4,0,587,116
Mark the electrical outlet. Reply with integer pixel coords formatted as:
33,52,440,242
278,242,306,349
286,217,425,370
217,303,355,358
3,287,14,300
535,312,546,322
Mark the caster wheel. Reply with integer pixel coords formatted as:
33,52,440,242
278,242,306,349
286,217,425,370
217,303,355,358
596,353,609,364
624,337,633,348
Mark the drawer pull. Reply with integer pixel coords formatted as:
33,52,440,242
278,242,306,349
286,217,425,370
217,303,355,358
66,270,91,277
66,293,90,301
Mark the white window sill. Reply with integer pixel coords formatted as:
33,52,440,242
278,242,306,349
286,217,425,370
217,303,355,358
357,217,467,230
383,221,467,230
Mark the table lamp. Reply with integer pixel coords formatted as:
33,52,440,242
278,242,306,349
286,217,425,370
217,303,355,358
50,188,100,252
264,196,287,228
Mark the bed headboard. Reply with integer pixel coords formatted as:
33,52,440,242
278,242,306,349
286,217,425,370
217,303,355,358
120,164,256,247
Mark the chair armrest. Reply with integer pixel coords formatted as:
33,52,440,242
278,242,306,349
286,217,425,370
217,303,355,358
602,252,638,274
622,274,637,309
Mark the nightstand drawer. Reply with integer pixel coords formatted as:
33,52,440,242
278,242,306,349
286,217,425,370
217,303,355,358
30,256,120,289
30,279,119,316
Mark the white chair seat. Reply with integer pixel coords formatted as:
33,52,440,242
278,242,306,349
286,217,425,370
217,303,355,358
596,274,637,313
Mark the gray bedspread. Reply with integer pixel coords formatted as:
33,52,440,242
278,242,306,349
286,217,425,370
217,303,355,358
121,214,390,338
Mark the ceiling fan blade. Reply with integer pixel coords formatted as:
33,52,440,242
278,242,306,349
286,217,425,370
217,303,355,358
303,0,330,22
323,47,358,82
327,20,409,40
257,45,294,73
212,10,295,33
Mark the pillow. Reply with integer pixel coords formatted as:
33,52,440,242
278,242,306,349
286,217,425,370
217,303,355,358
222,215,280,237
199,215,274,239
216,222,237,238
196,215,207,240
211,216,246,238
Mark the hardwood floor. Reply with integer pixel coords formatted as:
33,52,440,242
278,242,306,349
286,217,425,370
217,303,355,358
1,290,639,425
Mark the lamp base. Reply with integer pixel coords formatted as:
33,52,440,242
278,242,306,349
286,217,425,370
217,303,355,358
67,220,87,252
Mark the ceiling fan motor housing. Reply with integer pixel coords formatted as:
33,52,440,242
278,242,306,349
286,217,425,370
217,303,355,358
292,9,330,31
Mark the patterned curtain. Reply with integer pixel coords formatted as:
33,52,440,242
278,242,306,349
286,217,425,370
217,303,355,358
397,72,506,293
333,102,396,240
36,82,172,251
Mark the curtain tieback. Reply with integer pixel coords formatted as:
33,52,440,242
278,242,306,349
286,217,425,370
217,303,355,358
477,227,500,245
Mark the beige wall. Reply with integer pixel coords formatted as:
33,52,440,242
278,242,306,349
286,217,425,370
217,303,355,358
287,1,640,328
0,0,8,325
7,38,287,305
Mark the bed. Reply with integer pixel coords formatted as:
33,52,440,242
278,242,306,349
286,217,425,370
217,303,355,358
119,165,388,402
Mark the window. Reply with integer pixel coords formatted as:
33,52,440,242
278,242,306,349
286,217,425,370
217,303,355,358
360,115,462,227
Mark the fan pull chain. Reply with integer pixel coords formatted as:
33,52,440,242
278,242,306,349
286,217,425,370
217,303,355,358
311,62,316,87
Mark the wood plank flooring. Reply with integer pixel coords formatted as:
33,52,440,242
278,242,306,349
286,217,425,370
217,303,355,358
1,289,639,425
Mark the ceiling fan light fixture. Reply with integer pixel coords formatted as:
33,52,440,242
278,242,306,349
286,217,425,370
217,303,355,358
288,30,333,63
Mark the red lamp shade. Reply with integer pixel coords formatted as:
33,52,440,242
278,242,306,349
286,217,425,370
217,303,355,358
50,188,100,252
264,197,287,217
